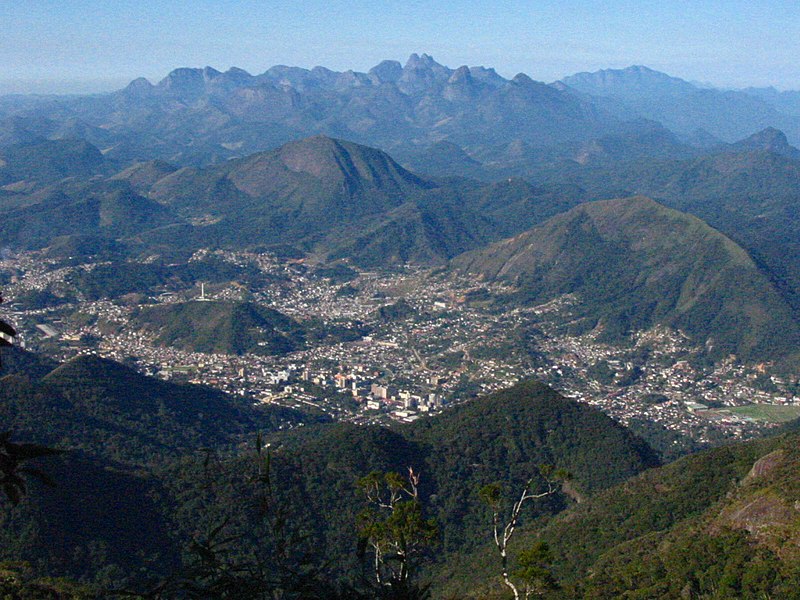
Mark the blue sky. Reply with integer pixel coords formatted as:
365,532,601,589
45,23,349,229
2,0,800,93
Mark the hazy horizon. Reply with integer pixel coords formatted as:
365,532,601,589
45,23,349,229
3,0,800,95
0,54,793,97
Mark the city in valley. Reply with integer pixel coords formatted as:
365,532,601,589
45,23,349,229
3,247,798,454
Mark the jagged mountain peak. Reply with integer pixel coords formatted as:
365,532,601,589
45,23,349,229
202,66,222,80
225,66,251,78
154,65,235,92
310,65,335,78
122,77,154,95
448,65,473,83
399,54,452,94
622,64,662,75
511,72,536,86
156,67,209,98
158,67,203,85
404,52,444,70
69,56,624,161
732,127,800,158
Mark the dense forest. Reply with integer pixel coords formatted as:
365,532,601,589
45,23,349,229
1,349,660,598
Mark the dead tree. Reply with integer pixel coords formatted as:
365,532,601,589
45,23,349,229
479,465,568,600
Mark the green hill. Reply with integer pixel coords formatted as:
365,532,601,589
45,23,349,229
0,346,58,379
0,452,180,586
326,195,497,267
405,381,659,553
0,352,313,587
109,159,178,193
234,380,660,581
145,135,503,266
531,146,800,316
452,196,800,365
68,256,262,300
150,135,433,239
0,138,106,188
132,300,306,355
0,184,182,249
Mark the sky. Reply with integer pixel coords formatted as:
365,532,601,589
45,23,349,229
2,0,800,94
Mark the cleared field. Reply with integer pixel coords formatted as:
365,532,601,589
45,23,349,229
725,404,800,423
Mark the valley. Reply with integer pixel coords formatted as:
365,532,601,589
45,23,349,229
2,244,794,458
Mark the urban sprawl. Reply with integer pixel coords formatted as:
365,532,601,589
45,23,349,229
2,248,797,449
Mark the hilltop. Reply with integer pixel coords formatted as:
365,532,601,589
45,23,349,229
4,353,306,463
528,137,800,315
140,135,499,265
0,351,315,584
131,300,306,356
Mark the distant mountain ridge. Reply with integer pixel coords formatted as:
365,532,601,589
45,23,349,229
0,54,622,165
563,65,698,99
562,65,800,144
0,54,800,171
5,56,800,175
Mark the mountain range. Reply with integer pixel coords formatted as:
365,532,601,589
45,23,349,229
562,65,800,144
0,135,509,265
6,56,800,170
0,54,615,166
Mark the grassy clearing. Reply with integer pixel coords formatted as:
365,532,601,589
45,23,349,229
725,404,800,423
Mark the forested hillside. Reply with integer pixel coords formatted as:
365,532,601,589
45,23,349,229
0,355,658,596
441,431,800,598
